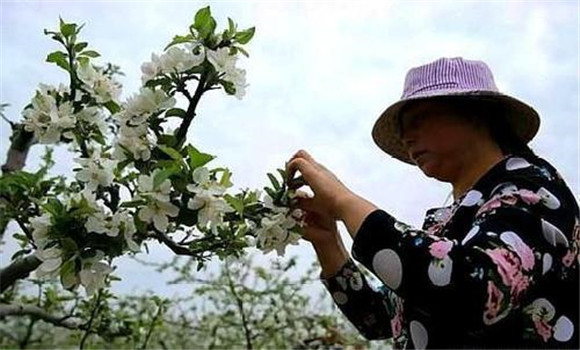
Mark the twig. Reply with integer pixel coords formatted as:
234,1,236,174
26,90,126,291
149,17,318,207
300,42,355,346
225,268,253,350
79,289,103,350
139,300,165,350
174,72,208,148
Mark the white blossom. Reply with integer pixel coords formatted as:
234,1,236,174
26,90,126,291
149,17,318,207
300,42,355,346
79,261,113,296
141,46,205,84
75,149,117,191
116,210,140,252
206,47,237,74
137,171,179,232
85,209,109,235
30,213,52,250
159,46,204,74
34,246,63,278
125,88,176,118
141,53,163,84
187,189,233,233
76,106,107,135
224,67,248,99
22,87,75,144
255,213,300,256
77,61,121,103
186,167,233,233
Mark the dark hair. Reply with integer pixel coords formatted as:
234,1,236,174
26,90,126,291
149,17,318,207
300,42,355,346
398,97,537,158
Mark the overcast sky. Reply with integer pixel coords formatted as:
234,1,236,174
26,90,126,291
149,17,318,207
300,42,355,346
1,1,578,298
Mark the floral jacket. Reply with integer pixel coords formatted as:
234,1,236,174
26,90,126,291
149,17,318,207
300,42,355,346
321,155,579,349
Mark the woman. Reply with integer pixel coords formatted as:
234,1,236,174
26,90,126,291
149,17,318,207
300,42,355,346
286,57,579,349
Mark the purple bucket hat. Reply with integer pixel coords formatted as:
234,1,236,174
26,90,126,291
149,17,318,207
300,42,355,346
372,57,540,165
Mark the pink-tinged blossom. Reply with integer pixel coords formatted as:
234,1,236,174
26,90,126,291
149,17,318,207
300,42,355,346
534,319,552,342
518,189,541,205
429,240,454,259
483,281,505,325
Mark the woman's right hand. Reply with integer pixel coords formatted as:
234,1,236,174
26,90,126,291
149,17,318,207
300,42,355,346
293,190,340,247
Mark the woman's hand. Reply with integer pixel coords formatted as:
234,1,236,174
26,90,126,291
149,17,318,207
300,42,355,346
286,150,353,220
286,149,379,239
293,190,340,247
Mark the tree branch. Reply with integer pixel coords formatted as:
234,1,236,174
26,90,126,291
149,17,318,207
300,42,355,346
0,303,83,329
1,124,35,174
0,254,41,294
174,73,208,148
154,230,230,258
79,289,102,350
226,267,253,350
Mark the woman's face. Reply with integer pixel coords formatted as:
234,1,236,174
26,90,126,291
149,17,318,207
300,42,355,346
400,101,487,182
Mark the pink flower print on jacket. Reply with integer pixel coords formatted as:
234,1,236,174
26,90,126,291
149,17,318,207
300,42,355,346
483,280,507,325
429,240,454,259
485,247,531,303
500,231,535,271
524,298,556,342
518,189,542,205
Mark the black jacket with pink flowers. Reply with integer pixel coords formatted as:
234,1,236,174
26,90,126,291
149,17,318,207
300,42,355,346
321,155,579,349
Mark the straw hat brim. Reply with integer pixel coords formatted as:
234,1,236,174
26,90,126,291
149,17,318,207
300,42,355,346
372,90,541,165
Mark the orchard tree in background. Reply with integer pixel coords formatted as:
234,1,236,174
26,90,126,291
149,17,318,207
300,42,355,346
1,254,378,349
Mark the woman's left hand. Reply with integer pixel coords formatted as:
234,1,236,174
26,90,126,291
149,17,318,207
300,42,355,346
286,149,354,220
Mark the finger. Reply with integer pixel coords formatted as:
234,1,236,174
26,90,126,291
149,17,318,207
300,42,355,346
293,196,320,214
294,149,316,163
286,157,315,185
293,190,313,199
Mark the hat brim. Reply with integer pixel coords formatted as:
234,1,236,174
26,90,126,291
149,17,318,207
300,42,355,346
372,91,541,165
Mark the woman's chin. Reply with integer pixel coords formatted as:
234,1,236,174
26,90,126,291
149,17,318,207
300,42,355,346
417,162,448,181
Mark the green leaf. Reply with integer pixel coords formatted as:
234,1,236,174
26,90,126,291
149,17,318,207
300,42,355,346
77,56,89,67
60,238,78,253
12,233,29,244
80,50,100,58
158,134,177,148
235,46,250,58
164,34,195,50
267,173,281,191
193,6,217,40
11,249,31,261
165,108,186,118
220,80,235,95
103,100,121,114
186,145,215,170
228,17,236,34
59,19,77,38
46,51,70,71
74,42,88,52
158,145,183,161
219,168,233,188
264,187,277,200
234,27,255,44
153,168,177,189
224,194,244,215
120,200,146,208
